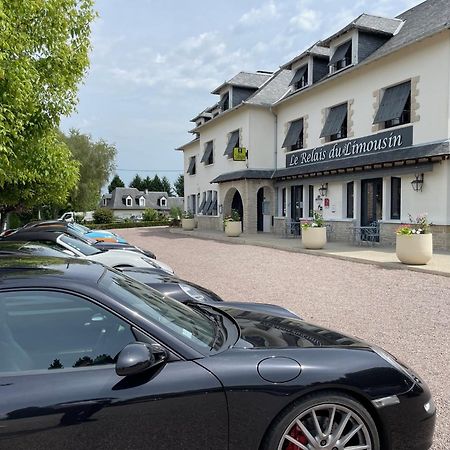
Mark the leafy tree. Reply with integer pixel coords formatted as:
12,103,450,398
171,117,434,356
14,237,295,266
108,174,125,193
0,0,96,221
161,176,173,196
174,174,184,197
62,129,117,211
129,174,144,191
93,208,113,224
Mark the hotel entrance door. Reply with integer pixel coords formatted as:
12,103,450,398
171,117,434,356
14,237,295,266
361,178,382,241
290,185,303,235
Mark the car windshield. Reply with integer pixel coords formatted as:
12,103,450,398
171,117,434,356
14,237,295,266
59,234,101,256
98,270,222,353
69,223,91,234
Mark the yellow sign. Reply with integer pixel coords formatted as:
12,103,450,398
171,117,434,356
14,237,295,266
233,147,247,161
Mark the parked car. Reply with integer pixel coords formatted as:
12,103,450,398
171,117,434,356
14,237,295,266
0,256,435,450
59,211,94,223
118,267,300,318
23,220,128,244
0,231,174,273
5,222,156,259
0,241,71,258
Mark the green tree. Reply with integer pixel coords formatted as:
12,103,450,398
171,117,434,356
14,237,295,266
108,174,125,193
62,129,117,211
152,174,164,192
93,208,113,224
142,176,153,191
161,176,173,196
129,174,144,191
0,0,96,220
174,174,184,197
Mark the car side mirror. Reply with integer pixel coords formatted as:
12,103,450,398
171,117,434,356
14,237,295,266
115,342,168,377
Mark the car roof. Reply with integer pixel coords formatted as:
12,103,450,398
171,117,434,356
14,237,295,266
1,230,65,242
120,267,174,282
0,255,106,287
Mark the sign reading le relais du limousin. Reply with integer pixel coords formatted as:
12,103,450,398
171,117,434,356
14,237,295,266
286,126,413,168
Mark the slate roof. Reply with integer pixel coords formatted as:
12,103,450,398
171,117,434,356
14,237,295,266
101,187,183,211
245,69,293,106
320,14,403,46
281,43,330,70
211,71,272,94
175,136,199,151
211,169,274,184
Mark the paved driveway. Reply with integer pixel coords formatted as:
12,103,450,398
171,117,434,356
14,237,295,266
115,227,450,450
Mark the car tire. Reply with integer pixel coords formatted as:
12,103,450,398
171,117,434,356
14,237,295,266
262,391,380,450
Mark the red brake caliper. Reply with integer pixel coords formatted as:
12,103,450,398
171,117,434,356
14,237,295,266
286,424,308,449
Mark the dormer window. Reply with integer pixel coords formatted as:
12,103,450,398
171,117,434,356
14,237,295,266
219,92,229,112
329,40,352,72
320,103,348,142
289,65,308,91
138,196,145,207
201,141,214,165
102,198,108,206
159,197,167,207
187,156,196,175
282,119,304,151
373,81,411,129
125,196,132,207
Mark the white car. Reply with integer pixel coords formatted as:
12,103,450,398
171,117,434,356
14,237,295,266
55,234,174,274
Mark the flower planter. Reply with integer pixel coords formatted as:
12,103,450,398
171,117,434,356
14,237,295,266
181,218,195,231
302,227,327,249
396,234,433,265
224,221,242,237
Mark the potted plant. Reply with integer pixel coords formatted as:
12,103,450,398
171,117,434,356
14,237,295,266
301,211,327,249
396,214,432,265
224,209,242,237
181,211,195,231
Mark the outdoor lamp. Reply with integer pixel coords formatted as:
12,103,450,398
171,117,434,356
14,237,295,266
411,173,424,192
318,183,328,197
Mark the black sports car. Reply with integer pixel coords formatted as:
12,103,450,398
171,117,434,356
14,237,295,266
0,257,435,450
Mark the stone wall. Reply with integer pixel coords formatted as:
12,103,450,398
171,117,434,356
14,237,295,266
196,215,222,232
323,220,355,242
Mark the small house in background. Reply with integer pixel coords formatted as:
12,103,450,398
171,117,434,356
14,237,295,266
100,187,183,220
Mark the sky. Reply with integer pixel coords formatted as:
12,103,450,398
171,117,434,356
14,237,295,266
61,0,424,188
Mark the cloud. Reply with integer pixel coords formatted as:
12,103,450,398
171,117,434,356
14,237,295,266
238,1,279,26
289,8,322,31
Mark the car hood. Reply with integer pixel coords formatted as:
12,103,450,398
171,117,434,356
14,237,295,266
218,306,368,349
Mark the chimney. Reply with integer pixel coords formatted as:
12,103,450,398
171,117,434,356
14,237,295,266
145,189,149,194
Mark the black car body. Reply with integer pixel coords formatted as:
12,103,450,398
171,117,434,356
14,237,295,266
0,257,435,450
6,221,156,259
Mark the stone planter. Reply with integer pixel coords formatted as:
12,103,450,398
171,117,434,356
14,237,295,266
182,218,195,231
396,234,433,265
224,221,242,237
302,227,327,249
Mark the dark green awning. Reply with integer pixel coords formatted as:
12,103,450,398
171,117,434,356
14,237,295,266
320,103,347,138
201,141,213,163
224,130,239,157
329,40,352,65
288,65,308,86
373,81,411,124
186,157,196,175
282,119,304,148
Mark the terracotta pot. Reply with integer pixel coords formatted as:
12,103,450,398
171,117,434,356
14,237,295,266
396,234,432,265
182,218,195,231
302,227,327,249
225,221,242,237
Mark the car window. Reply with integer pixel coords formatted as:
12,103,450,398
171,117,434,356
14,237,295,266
0,291,135,373
98,271,217,352
16,243,69,258
59,235,101,256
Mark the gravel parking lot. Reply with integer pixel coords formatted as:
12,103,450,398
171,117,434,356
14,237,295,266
116,227,450,450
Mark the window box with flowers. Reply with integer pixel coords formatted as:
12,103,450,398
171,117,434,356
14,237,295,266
396,214,432,265
224,209,242,237
182,211,195,231
301,212,326,249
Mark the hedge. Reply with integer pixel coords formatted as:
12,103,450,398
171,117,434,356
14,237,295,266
87,221,171,230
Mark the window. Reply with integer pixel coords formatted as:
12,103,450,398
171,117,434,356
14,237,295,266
102,198,108,206
224,130,240,158
211,191,218,215
219,92,229,111
139,196,145,207
204,191,213,215
126,196,132,206
198,192,206,214
329,40,352,71
159,197,167,207
320,103,347,141
282,119,304,151
374,81,411,129
391,177,401,220
0,291,135,373
281,188,287,217
346,182,354,218
289,65,308,90
186,156,196,175
201,141,214,165
308,185,314,217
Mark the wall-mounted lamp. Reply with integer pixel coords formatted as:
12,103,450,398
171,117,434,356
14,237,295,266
318,183,328,197
219,204,223,214
411,173,424,192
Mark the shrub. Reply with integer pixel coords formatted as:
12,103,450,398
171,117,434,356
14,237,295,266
170,206,183,220
142,208,160,222
93,208,114,224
